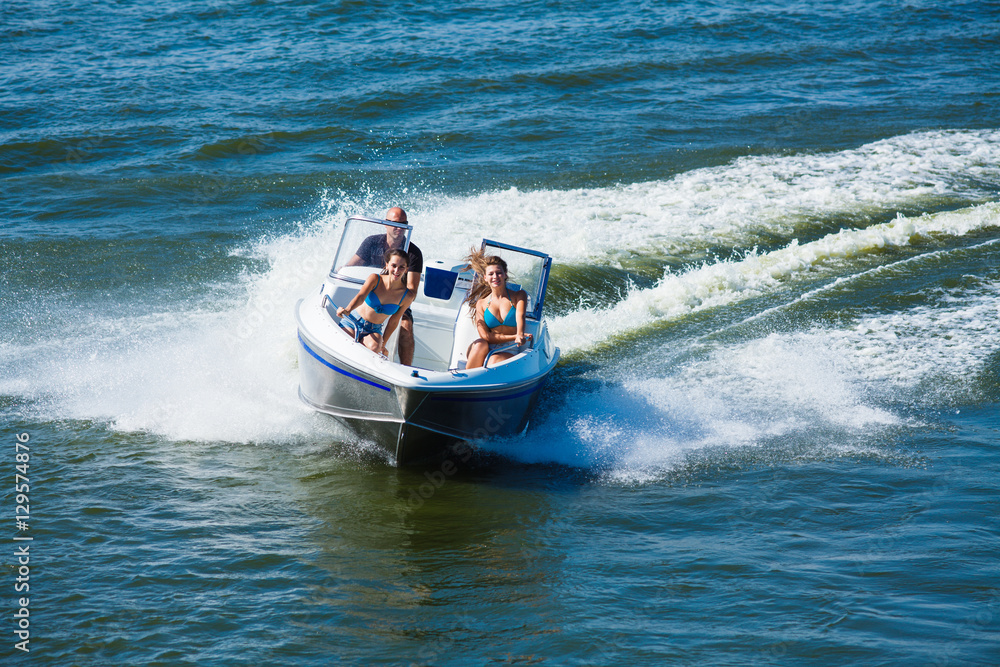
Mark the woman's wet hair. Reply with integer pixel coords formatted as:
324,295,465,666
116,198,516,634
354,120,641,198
463,246,513,314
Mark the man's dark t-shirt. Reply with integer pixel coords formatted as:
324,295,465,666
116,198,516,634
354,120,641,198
355,234,424,275
355,234,423,319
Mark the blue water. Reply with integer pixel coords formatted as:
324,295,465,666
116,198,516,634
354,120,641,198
3,1,1000,664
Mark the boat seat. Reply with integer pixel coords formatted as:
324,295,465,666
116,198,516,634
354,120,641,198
423,267,458,300
450,303,478,370
449,302,538,370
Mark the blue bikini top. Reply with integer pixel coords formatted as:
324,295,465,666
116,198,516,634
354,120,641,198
364,287,408,316
482,289,518,329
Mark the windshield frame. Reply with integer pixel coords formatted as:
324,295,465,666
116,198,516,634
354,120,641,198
480,238,553,320
328,216,415,285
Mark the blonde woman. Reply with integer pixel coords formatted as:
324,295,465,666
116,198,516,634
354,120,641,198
464,248,532,369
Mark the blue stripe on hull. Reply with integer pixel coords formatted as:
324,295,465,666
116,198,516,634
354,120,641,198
298,333,392,392
428,383,542,402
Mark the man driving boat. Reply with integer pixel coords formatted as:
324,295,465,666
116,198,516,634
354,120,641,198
346,206,423,365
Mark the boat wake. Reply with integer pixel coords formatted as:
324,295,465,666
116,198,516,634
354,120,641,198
2,129,998,476
486,272,1000,481
550,202,1000,352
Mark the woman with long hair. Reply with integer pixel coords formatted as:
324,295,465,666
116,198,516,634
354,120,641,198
464,247,532,369
336,248,415,357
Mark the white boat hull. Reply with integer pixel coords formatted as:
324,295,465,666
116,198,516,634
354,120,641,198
298,331,552,463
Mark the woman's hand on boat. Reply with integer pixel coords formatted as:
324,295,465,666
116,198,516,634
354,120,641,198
336,307,347,318
516,333,533,346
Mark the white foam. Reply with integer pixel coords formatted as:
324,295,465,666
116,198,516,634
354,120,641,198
2,220,351,445
487,330,905,481
551,202,1000,352
397,129,1000,265
491,246,1000,478
491,282,1000,479
821,278,1000,402
4,304,342,444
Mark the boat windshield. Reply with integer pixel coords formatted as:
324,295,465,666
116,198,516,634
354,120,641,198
481,240,552,319
329,216,414,283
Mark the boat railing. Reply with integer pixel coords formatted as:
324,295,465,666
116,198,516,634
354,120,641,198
483,341,527,366
321,294,348,327
323,296,363,343
321,294,401,360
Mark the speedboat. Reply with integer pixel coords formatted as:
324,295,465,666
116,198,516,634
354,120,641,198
295,215,560,465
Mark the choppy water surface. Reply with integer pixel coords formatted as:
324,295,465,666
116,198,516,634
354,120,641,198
2,1,999,664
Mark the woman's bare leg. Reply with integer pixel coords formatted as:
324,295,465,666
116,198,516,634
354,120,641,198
466,339,489,369
364,333,383,354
